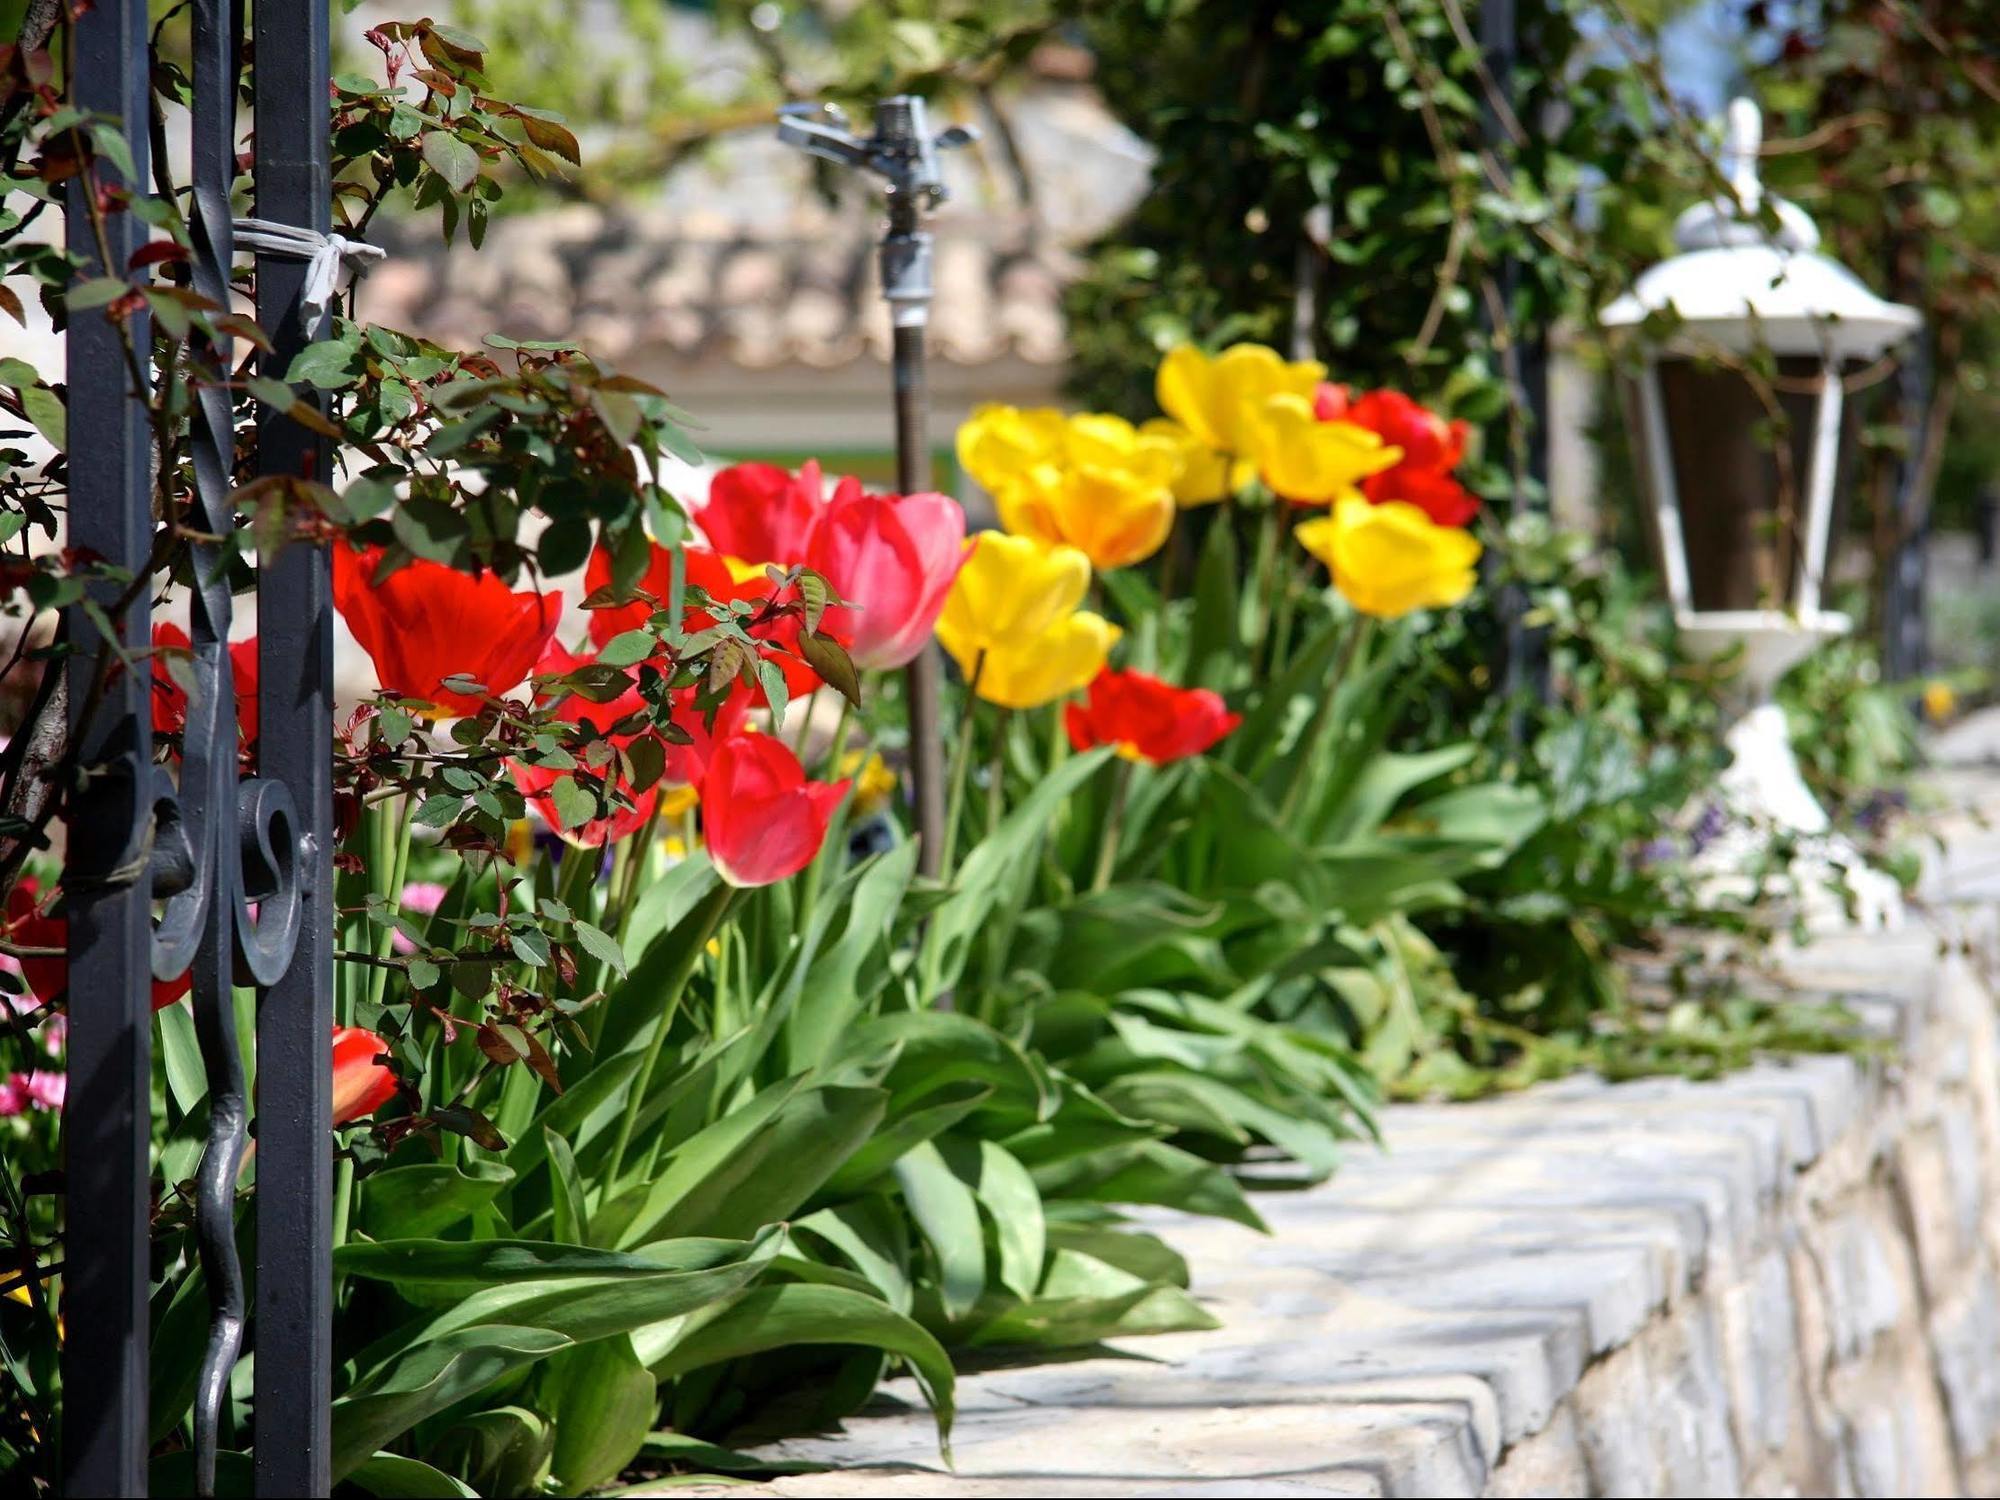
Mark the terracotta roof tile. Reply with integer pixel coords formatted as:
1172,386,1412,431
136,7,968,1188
366,203,1075,370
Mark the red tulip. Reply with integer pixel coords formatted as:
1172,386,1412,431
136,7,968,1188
581,538,735,648
1064,669,1242,765
1366,467,1481,529
700,732,848,888
697,461,830,568
1322,388,1479,528
332,1026,398,1125
332,544,561,717
151,623,260,745
806,488,970,670
1341,389,1469,476
4,877,191,1012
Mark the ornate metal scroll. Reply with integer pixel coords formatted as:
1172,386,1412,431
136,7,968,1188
163,1,309,1490
63,0,333,1492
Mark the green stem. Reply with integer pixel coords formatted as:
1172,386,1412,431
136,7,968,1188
1091,758,1136,893
1279,614,1374,823
797,703,857,927
600,883,737,1196
938,650,985,879
366,794,417,1013
1269,511,1299,675
985,709,1012,837
330,1155,356,1252
1246,494,1282,676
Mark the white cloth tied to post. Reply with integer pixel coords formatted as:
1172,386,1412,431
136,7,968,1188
232,218,386,334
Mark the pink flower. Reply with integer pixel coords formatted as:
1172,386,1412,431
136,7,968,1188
0,1073,27,1117
25,1069,63,1112
806,489,970,670
389,881,450,955
39,1012,64,1057
701,733,849,888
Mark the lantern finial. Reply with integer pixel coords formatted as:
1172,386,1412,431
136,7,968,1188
1722,97,1762,213
1672,96,1818,254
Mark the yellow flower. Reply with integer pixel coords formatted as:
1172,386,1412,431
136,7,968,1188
1156,342,1327,456
658,782,700,819
839,749,899,815
506,818,535,865
936,532,1092,660
1923,680,1957,723
996,461,1176,571
1295,498,1482,620
1063,413,1182,483
1142,418,1246,506
723,555,771,585
946,610,1121,710
1252,394,1401,504
957,404,1068,493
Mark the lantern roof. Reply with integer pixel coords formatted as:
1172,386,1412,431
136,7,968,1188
1600,99,1919,360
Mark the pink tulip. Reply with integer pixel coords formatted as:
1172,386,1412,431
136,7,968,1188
25,1069,63,1112
806,490,971,671
0,1073,27,1117
389,881,450,955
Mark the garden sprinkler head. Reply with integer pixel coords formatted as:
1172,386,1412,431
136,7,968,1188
776,95,978,212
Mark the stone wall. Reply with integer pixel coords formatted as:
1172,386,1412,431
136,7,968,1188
1489,919,2000,1498
674,792,2000,1499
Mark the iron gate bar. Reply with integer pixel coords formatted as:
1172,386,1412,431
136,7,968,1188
61,0,157,1492
251,0,339,1485
168,0,311,1486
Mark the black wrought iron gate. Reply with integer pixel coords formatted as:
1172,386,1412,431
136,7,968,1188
62,0,336,1491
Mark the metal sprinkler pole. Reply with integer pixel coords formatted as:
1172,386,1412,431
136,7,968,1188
778,96,975,878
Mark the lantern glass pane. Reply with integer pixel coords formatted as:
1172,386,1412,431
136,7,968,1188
1645,356,1863,613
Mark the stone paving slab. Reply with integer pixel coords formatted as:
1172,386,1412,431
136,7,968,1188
648,777,2000,1498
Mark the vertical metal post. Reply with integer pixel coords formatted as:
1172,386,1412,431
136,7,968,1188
1480,0,1551,721
885,203,948,879
60,0,156,1491
775,96,973,881
253,0,336,1487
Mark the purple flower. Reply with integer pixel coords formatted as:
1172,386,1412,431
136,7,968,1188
1636,836,1679,868
1689,801,1728,855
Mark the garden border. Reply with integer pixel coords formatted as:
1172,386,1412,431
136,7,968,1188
668,772,2000,1498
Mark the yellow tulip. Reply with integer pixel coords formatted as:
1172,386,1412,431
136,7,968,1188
1923,680,1957,724
935,532,1092,660
957,404,1068,494
1156,342,1327,456
1295,498,1482,620
1142,418,1246,506
1063,413,1182,484
657,783,700,818
946,609,1121,710
1253,394,1402,504
838,749,900,815
995,461,1176,571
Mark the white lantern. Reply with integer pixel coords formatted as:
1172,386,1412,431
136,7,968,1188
1599,98,1920,925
